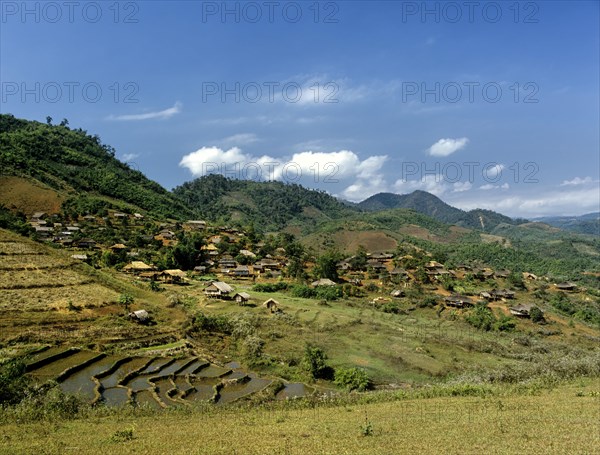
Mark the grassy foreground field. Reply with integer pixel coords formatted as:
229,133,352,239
1,381,598,455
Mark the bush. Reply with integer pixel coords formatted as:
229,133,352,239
302,345,333,380
418,296,437,308
252,282,288,293
191,312,232,334
242,335,265,359
0,358,29,405
381,302,403,314
365,283,379,292
465,303,496,331
530,306,545,323
334,367,371,392
493,315,516,332
290,284,316,299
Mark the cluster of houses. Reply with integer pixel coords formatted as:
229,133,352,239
27,211,145,249
202,280,280,312
26,210,582,322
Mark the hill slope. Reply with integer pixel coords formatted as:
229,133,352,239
173,174,356,231
0,228,184,346
358,191,521,231
0,114,193,219
533,213,600,236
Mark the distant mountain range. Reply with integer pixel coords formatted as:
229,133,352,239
357,191,524,231
533,213,600,236
1,113,596,238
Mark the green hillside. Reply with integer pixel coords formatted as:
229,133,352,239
0,114,194,219
534,213,600,236
173,174,355,231
358,191,524,231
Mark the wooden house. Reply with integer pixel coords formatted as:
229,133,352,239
311,278,337,287
123,261,155,274
129,309,150,323
555,282,577,291
443,294,474,308
233,292,251,304
231,265,251,277
204,281,234,299
509,303,538,318
160,269,187,284
263,298,280,313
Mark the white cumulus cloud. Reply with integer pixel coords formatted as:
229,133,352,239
427,137,469,157
180,147,390,199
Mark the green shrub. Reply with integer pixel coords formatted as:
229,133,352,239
252,282,288,292
302,345,333,380
530,306,545,323
465,303,496,331
334,367,371,392
0,358,29,405
493,315,516,332
191,312,232,334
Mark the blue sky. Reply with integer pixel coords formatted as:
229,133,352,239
1,0,599,217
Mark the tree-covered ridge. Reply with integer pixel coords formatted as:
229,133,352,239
173,174,357,231
0,114,193,219
358,190,524,231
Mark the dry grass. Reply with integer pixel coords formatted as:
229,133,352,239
0,381,598,454
0,229,186,346
0,283,120,311
0,269,92,290
0,175,64,215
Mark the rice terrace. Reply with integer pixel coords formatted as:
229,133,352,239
1,1,600,454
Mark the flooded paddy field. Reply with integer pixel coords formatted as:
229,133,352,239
25,349,314,408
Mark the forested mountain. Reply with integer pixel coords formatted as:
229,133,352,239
358,191,522,231
533,213,600,236
0,114,193,219
172,174,356,231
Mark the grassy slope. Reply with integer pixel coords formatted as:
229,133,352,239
1,380,598,454
0,114,192,219
167,275,600,387
0,228,186,350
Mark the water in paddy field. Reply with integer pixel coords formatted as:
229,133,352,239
137,357,174,374
178,359,209,375
26,347,71,365
195,364,231,378
126,374,153,392
134,389,163,410
185,383,218,402
26,351,313,407
59,355,120,400
276,383,313,400
29,351,100,381
154,377,180,406
156,358,192,375
101,386,130,406
173,376,194,395
217,377,273,404
99,357,149,388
